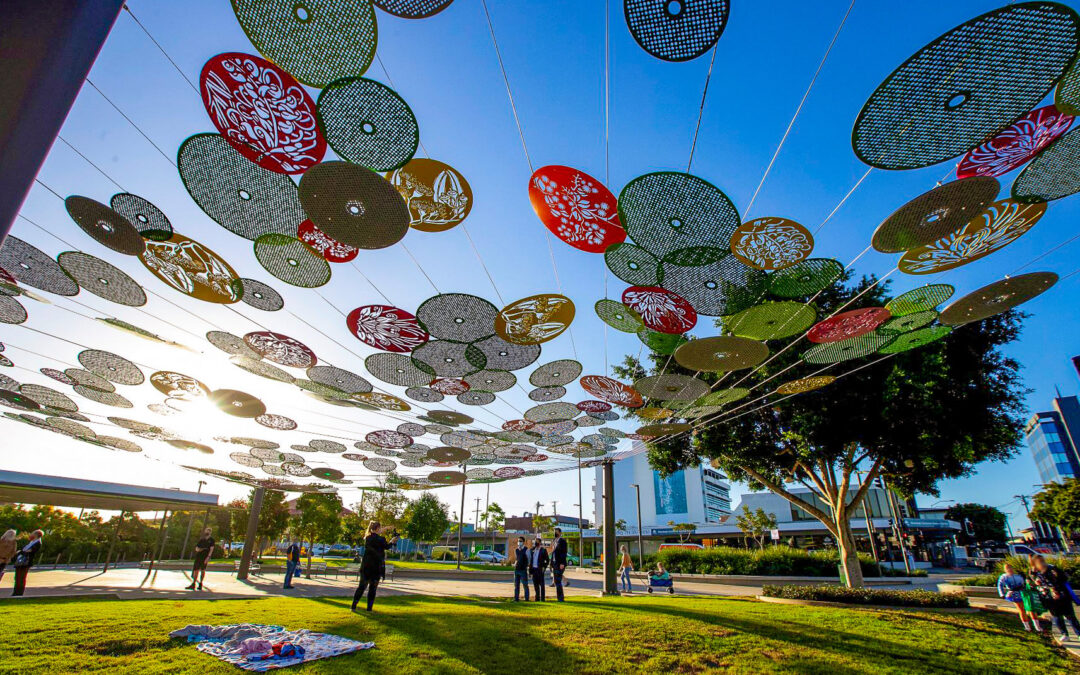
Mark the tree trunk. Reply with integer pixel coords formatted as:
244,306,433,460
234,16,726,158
836,515,864,588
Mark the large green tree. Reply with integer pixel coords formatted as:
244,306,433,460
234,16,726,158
230,489,291,558
1030,478,1080,551
402,493,451,548
618,273,1027,587
292,493,343,573
481,502,506,554
943,503,1007,545
735,506,778,549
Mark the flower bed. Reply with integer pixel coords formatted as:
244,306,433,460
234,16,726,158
647,546,925,577
762,584,969,608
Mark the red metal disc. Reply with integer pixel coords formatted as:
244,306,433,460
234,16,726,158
576,400,612,413
523,453,549,462
366,430,414,449
621,286,697,334
625,433,655,441
957,104,1074,179
430,378,470,395
346,305,430,353
494,466,525,479
807,307,891,344
580,375,644,408
528,165,625,253
243,331,317,367
502,419,535,432
200,53,325,174
297,219,358,263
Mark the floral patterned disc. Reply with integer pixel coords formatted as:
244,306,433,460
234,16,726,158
580,375,644,408
957,104,1074,179
621,286,697,334
297,220,358,263
494,294,575,345
493,466,525,479
528,165,624,253
244,331,317,367
386,158,473,233
353,392,411,411
522,453,549,463
140,233,243,303
577,400,612,413
502,419,535,432
150,371,210,400
347,305,430,353
430,378,470,395
366,429,414,449
200,53,325,174
807,308,891,344
730,217,814,271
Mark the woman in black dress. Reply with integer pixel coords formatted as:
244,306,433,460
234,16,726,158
351,521,396,612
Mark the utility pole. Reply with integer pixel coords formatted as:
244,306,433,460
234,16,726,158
1015,493,1037,543
630,483,644,570
180,480,207,559
601,460,618,595
474,497,482,533
577,456,584,567
456,467,467,569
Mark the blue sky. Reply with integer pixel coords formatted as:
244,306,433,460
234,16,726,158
5,0,1080,533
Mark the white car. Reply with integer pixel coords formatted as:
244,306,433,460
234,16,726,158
475,550,507,563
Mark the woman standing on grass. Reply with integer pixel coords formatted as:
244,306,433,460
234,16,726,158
619,545,633,593
1030,554,1080,643
0,530,16,583
351,521,397,613
11,529,42,596
997,563,1040,632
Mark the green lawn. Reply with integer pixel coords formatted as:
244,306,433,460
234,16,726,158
209,556,512,572
1,595,1074,674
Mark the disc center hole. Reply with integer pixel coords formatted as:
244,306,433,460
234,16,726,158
293,3,310,22
238,190,251,201
361,122,376,135
669,217,683,230
346,201,365,216
945,91,970,110
665,0,684,17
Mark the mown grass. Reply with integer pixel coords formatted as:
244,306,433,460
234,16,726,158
0,594,1074,674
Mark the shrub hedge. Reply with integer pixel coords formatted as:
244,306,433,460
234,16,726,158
951,555,1080,586
647,546,921,577
762,584,969,608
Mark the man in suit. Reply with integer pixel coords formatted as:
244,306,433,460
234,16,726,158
551,527,568,602
283,539,301,589
529,537,548,601
512,536,530,601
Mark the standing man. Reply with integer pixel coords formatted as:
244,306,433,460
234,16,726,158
512,536,530,602
529,537,549,601
551,527,568,602
186,527,214,591
283,539,302,590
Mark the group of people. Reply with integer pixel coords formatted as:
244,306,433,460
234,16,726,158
998,554,1080,641
0,529,43,597
512,527,570,602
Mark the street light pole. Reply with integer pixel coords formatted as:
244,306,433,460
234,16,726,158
180,480,207,560
456,468,467,570
629,483,644,570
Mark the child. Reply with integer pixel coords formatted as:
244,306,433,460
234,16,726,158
997,563,1040,632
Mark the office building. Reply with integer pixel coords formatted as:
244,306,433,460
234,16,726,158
1024,395,1080,484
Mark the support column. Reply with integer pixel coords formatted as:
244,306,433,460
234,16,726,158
180,480,207,559
456,469,467,570
144,510,170,576
103,510,125,572
237,488,265,581
602,460,618,596
0,0,125,241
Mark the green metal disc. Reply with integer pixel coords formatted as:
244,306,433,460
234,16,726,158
802,333,893,365
877,309,937,335
618,172,740,259
1013,126,1080,203
637,329,688,355
253,234,332,287
878,325,952,353
767,258,843,298
605,242,661,286
316,77,419,171
595,299,644,333
696,388,750,407
723,301,816,340
885,284,955,316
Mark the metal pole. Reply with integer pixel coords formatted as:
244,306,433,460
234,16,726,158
144,510,170,576
237,488,265,581
456,470,467,570
103,510,125,572
601,460,618,595
0,0,126,242
577,456,584,568
856,473,880,571
631,484,644,570
180,481,207,560
883,480,912,575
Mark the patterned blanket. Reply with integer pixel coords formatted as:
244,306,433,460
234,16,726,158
170,624,374,671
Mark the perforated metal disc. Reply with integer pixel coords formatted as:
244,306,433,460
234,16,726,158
958,104,1074,178
141,234,244,303
373,0,452,18
110,193,172,241
463,369,514,393
458,391,495,406
78,350,143,385
674,336,769,372
427,409,471,425
73,385,132,408
606,242,661,286
19,384,78,412
469,335,539,372
852,3,1080,170
768,258,843,298
231,0,377,88
64,196,145,255
297,161,410,249
0,296,27,324
210,389,267,418
416,293,498,342
240,278,284,311
802,334,893,365
724,302,815,341
0,389,41,411
634,374,709,401
57,252,146,306
939,272,1057,325
595,299,645,333
0,236,78,296
637,329,688,355
396,422,425,437
316,79,418,171
39,369,72,386
637,422,690,436
872,178,1000,253
366,352,431,386
307,365,372,394
618,172,740,258
411,340,483,378
885,284,955,316
364,457,396,473
296,378,351,399
529,359,583,387
232,452,264,468
661,256,768,316
253,233,331,287
697,388,750,407
624,0,729,62
405,386,443,402
878,325,953,353
311,439,347,453
257,413,297,430
528,386,565,402
1013,125,1080,203
524,401,579,423
808,308,891,344
245,331,317,367
232,356,296,383
178,134,304,240
730,218,814,271
877,309,938,334
776,376,835,395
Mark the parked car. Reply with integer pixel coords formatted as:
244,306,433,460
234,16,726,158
474,550,506,563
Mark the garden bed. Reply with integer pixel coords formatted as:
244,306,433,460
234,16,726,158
762,584,969,609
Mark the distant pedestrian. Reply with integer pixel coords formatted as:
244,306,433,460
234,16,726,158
1030,554,1080,643
619,545,633,594
997,563,1040,632
283,540,302,590
512,537,530,602
551,527,568,602
529,537,549,601
11,529,42,597
352,521,397,612
186,527,215,591
0,530,16,583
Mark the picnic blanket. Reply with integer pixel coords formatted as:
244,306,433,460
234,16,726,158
169,624,374,671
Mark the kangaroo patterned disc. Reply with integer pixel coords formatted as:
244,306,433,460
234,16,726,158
618,172,740,259
317,77,418,171
529,165,624,253
529,359,583,388
387,158,473,233
595,299,644,333
622,286,696,334
64,196,145,255
958,104,1073,179
374,0,452,18
141,234,243,303
939,272,1057,325
1013,125,1080,203
580,375,643,408
297,220,358,263
150,372,210,400
348,304,429,352
110,193,172,241
674,336,769,372
232,0,377,88
78,350,144,385
624,0,730,62
297,161,410,250
852,3,1080,170
730,218,813,271
873,178,1000,253
767,258,843,299
885,284,954,316
416,293,498,342
239,278,284,311
57,252,146,307
178,133,305,240
495,294,574,345
200,52,325,174
244,331,317,367
807,308,891,344
723,301,816,341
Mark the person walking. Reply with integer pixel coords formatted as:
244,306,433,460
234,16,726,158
352,521,397,612
529,537,549,601
997,563,1040,632
11,529,42,597
186,527,215,591
619,544,634,594
512,536,530,602
551,527,568,602
1030,554,1080,642
283,539,302,590
0,530,16,583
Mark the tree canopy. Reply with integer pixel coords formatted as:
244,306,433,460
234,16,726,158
943,503,1007,544
735,506,778,549
1030,478,1080,549
291,493,343,555
402,493,451,544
